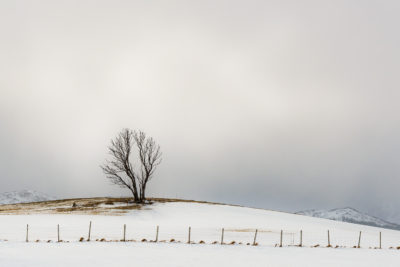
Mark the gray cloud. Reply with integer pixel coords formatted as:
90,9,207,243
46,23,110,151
1,0,400,222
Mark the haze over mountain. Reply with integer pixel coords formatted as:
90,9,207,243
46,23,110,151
296,207,400,231
0,190,55,205
1,0,400,224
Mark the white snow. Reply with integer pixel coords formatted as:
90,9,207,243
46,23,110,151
1,201,400,266
1,242,400,267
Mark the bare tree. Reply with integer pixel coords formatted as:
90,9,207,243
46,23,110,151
101,129,162,203
133,130,162,201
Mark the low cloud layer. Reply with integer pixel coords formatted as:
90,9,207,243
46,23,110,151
1,0,400,222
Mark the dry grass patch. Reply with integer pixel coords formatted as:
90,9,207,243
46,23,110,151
0,197,142,215
0,196,242,216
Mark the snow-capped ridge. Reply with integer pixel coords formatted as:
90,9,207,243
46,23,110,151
296,207,400,230
0,190,55,205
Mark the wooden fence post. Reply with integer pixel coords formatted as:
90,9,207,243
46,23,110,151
188,226,191,244
279,230,283,247
252,229,258,246
57,224,60,242
379,232,382,249
88,221,92,241
26,224,29,242
155,225,159,242
300,230,302,247
358,231,362,248
123,224,126,242
221,228,224,245
327,230,330,247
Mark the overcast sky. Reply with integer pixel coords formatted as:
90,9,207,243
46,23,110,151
1,0,400,222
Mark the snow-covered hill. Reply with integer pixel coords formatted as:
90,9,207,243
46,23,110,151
0,190,55,205
296,207,400,230
1,200,400,266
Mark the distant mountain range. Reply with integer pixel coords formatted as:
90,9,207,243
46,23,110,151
296,207,400,231
0,190,55,205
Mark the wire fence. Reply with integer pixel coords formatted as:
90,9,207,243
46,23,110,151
0,222,393,249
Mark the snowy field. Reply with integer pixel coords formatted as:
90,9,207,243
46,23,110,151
2,242,400,267
1,200,400,266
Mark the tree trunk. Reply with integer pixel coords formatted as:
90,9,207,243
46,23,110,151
141,184,146,203
130,189,139,203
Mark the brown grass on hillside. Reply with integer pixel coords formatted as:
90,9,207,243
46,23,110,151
0,197,240,216
0,197,140,215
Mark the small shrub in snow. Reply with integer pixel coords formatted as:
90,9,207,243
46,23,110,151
199,240,205,244
212,241,218,244
229,241,236,245
169,239,175,242
100,238,106,242
141,239,147,242
79,237,84,242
